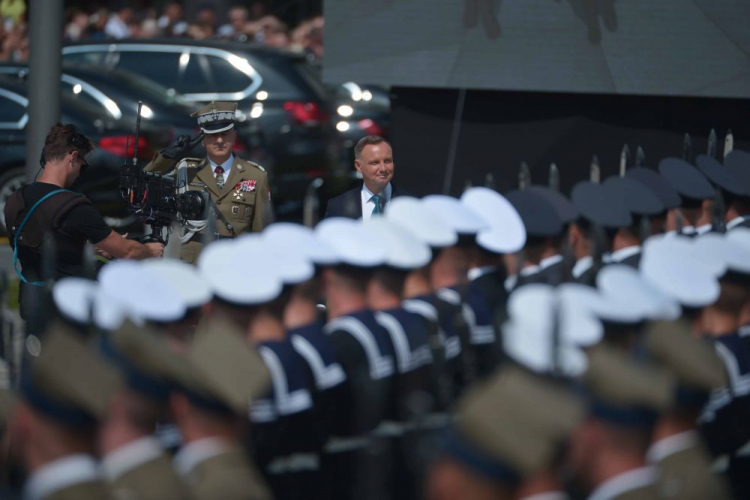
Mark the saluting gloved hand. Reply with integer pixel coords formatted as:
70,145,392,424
160,133,203,160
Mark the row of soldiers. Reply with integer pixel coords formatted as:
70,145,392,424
1,143,750,500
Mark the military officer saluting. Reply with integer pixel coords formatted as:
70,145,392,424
145,101,270,263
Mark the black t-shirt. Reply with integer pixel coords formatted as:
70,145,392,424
16,182,111,278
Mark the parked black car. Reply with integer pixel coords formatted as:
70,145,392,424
0,79,164,233
62,39,345,217
0,62,198,151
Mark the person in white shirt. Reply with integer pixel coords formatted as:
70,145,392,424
104,6,133,39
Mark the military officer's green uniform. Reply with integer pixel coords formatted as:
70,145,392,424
145,101,270,264
170,317,273,500
15,328,122,500
99,322,190,500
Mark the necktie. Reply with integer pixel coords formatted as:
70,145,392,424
214,165,225,190
371,194,383,216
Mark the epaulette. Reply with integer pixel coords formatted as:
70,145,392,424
182,157,205,168
241,158,266,172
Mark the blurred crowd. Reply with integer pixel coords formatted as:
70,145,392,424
0,1,324,63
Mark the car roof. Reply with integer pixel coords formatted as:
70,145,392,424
63,38,309,61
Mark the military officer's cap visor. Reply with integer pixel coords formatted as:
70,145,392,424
695,154,748,198
100,320,193,402
584,346,673,427
191,101,238,134
603,176,665,217
658,158,714,206
170,316,271,416
444,366,584,483
526,185,580,225
625,167,682,210
505,190,564,238
20,327,121,427
571,181,632,229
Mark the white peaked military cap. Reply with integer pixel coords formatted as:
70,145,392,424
362,217,431,269
199,237,283,305
264,222,338,266
503,284,589,377
142,259,212,309
315,217,389,267
254,231,315,284
460,187,526,253
556,284,604,347
691,233,750,278
422,195,489,235
53,277,125,331
384,197,457,248
99,261,187,323
597,265,682,321
640,237,719,308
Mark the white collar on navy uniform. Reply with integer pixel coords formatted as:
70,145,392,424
24,454,101,500
609,245,641,263
587,466,657,500
727,216,747,231
468,265,497,281
572,256,593,278
101,436,165,481
173,437,231,477
696,223,712,235
539,254,563,270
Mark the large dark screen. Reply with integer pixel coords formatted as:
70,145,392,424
324,0,750,98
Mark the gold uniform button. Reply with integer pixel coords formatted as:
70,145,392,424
216,199,222,205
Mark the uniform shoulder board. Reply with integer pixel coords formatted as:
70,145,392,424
241,158,266,172
183,157,205,168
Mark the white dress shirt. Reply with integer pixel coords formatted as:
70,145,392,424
101,436,165,481
609,245,641,263
361,182,392,221
726,216,748,230
209,154,235,185
24,454,101,500
572,256,593,279
104,15,131,39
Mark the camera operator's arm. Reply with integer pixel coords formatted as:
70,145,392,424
145,134,203,173
96,231,164,259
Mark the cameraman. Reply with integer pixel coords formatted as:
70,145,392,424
4,123,164,318
144,101,270,263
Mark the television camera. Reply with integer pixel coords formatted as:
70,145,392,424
119,102,210,243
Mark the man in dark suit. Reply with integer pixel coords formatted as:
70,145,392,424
325,135,404,219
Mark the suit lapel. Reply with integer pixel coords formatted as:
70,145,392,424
353,188,363,218
195,159,220,197
216,157,245,202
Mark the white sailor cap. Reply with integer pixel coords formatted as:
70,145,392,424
200,237,284,305
691,233,750,278
362,217,431,270
597,265,682,321
264,222,338,266
142,259,212,309
99,261,187,324
640,237,720,308
460,187,526,253
315,217,389,267
53,277,125,331
256,231,315,284
385,197,457,248
422,195,488,235
556,284,604,347
503,284,589,377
